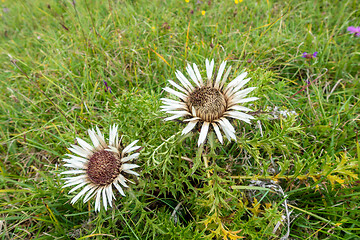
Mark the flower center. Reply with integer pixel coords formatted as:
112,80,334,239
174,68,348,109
188,86,227,122
87,150,121,186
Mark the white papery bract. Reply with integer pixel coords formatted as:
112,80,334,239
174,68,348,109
161,59,259,146
61,125,141,212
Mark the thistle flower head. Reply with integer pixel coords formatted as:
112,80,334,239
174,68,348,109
161,59,259,146
61,125,141,211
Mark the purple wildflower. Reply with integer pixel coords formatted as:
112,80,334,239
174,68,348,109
103,80,112,93
302,52,318,59
347,26,360,37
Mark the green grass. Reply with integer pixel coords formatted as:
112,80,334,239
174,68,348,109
1,0,359,239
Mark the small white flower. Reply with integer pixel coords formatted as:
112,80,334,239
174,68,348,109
272,106,298,119
61,125,141,212
161,59,259,146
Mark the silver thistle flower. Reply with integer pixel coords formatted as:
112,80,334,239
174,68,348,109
161,59,259,146
61,125,141,211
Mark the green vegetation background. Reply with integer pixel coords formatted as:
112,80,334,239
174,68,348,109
0,0,359,239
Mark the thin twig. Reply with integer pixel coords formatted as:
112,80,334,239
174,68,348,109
288,69,328,99
170,201,183,224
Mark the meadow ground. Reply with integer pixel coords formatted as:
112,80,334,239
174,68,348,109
0,0,359,239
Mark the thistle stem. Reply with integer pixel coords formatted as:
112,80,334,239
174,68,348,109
203,155,211,178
